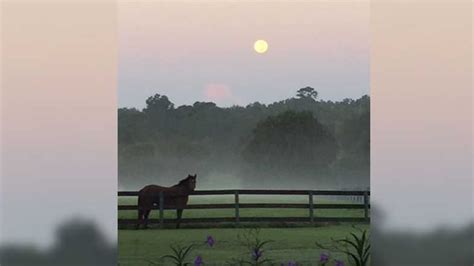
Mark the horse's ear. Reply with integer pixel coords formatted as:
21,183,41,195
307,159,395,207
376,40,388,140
194,174,197,178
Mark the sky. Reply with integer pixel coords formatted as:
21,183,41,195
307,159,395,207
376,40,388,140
118,2,369,108
1,1,471,250
1,1,118,247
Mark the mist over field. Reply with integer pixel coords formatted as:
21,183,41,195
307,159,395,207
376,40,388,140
118,88,369,191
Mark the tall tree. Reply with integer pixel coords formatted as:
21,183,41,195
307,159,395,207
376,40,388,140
144,94,174,113
242,111,337,172
143,94,175,133
296,86,318,100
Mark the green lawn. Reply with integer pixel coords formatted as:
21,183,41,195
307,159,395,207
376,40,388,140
119,195,369,265
119,225,369,266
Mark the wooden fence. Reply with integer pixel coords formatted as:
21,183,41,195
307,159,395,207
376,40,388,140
118,190,370,227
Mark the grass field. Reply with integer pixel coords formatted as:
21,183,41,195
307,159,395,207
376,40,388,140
119,225,369,265
118,195,369,265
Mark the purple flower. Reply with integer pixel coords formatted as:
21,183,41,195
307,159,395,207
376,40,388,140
287,260,298,266
205,235,215,247
251,248,263,260
194,255,203,266
334,260,345,266
319,253,329,264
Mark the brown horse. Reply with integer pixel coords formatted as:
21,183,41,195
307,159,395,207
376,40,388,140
136,174,197,229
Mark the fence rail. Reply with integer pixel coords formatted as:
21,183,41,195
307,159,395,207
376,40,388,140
119,190,370,196
118,189,370,227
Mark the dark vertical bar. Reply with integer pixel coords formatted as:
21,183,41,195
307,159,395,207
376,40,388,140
363,190,369,221
309,191,314,224
159,191,164,228
234,190,240,226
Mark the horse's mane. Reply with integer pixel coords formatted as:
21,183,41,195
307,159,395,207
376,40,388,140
176,176,191,186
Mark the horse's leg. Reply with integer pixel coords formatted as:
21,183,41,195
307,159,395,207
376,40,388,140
176,209,183,229
136,209,144,230
144,209,151,229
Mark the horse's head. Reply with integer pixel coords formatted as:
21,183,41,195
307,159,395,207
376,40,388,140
183,174,197,191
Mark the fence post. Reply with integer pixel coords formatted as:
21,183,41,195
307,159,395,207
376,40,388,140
309,191,314,224
234,190,240,226
159,191,164,228
363,190,369,222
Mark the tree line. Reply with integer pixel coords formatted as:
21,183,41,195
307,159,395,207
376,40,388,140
118,87,369,189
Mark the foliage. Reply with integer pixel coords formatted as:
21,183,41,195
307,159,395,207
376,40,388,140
242,110,338,172
316,252,345,266
161,243,196,266
315,227,370,266
118,88,370,186
229,228,274,265
159,235,216,266
296,86,318,100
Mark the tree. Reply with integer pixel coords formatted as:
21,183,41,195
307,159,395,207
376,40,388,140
335,111,370,171
144,94,174,114
242,111,338,172
296,87,318,100
118,108,147,144
143,94,175,133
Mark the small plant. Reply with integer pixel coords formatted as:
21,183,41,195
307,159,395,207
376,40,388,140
316,227,370,266
319,253,330,265
228,228,274,265
205,235,215,247
161,235,215,265
194,255,204,266
317,252,345,266
161,243,196,266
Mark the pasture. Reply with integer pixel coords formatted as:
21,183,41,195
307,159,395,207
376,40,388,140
118,194,370,265
119,225,370,265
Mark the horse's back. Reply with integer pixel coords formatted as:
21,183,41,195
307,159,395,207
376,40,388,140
138,185,165,205
139,184,166,194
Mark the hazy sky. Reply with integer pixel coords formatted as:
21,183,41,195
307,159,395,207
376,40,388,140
119,2,369,108
2,1,471,250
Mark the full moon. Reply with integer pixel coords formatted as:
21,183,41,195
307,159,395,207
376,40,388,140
254,39,268,54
